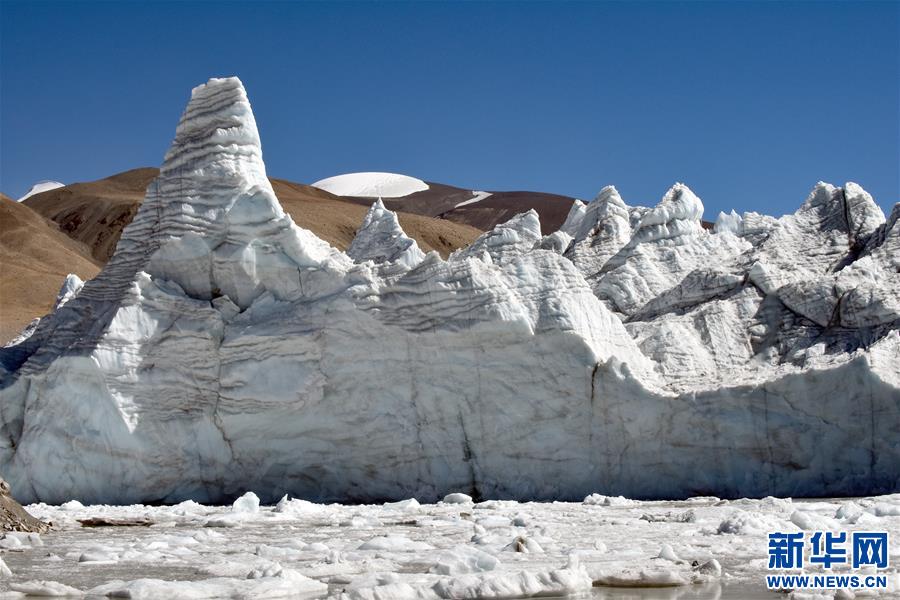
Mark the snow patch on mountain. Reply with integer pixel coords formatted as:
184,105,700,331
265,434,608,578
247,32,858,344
312,172,428,198
17,181,64,202
454,191,493,208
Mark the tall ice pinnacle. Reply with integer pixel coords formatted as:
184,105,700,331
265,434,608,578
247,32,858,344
135,77,347,308
564,186,633,275
630,182,704,244
347,199,425,268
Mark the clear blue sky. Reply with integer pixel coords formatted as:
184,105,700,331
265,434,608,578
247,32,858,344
1,1,897,218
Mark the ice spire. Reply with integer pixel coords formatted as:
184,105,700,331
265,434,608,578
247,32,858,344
631,182,704,244
136,77,347,308
348,199,425,269
564,185,632,273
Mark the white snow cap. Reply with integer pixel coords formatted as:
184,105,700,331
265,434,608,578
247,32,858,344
18,180,64,202
312,172,429,198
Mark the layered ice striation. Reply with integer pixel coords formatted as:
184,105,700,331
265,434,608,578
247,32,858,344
347,199,425,269
452,209,543,266
1,77,898,505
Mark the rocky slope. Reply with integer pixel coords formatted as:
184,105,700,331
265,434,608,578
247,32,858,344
0,77,897,505
0,478,49,533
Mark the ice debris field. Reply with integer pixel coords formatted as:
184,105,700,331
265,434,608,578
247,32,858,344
1,492,899,598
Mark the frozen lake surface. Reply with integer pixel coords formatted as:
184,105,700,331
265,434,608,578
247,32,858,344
1,493,897,598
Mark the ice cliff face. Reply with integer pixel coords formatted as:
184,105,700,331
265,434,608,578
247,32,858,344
1,77,898,505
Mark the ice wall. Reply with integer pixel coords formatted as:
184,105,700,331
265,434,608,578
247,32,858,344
1,77,897,505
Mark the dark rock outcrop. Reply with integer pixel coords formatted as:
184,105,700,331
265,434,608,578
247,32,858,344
0,478,49,533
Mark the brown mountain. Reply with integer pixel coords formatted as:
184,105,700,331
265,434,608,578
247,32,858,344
23,168,155,263
338,181,581,235
0,194,101,343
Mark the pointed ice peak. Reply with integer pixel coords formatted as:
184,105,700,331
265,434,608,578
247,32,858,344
794,181,884,245
714,209,743,235
358,197,392,227
347,199,425,269
563,186,633,272
631,183,704,244
359,197,389,228
574,186,630,238
559,200,587,236
140,76,287,254
163,77,264,176
801,181,836,210
798,181,857,220
843,182,885,243
53,274,84,311
134,77,349,310
861,202,899,262
501,209,542,236
642,183,704,227
593,185,627,208
454,209,542,266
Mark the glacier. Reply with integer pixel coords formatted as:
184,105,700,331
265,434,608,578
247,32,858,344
0,76,897,506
